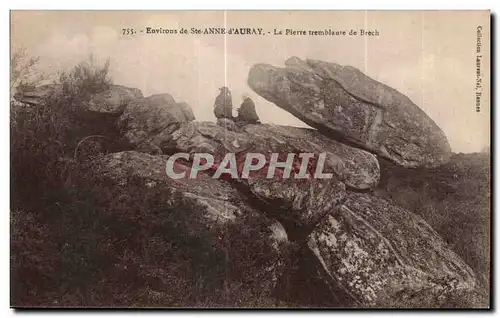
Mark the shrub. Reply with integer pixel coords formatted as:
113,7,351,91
11,160,286,307
11,55,112,203
10,55,117,306
10,48,44,101
11,55,287,308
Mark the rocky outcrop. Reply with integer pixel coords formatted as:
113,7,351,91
15,61,484,307
87,85,143,114
13,84,142,115
13,84,62,106
117,94,195,153
97,151,289,296
143,121,382,233
248,57,452,168
99,150,265,224
142,121,380,190
242,124,379,190
307,192,477,307
99,151,242,222
374,153,491,289
216,117,239,131
97,150,479,307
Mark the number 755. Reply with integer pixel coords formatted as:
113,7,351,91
122,28,136,35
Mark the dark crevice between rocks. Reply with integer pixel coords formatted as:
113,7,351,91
225,182,358,307
159,133,354,242
157,126,374,307
157,130,321,241
256,77,396,164
344,184,374,195
154,135,370,308
222,180,316,242
275,103,376,156
74,111,136,155
275,239,360,307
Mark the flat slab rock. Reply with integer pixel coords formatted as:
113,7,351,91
142,121,379,232
13,84,61,106
248,57,452,168
99,151,254,223
307,192,477,307
13,84,142,115
149,121,380,191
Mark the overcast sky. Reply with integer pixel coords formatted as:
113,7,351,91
11,11,490,153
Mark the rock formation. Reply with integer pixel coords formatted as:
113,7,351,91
97,151,289,298
117,94,195,153
13,57,487,308
13,83,62,106
247,57,452,168
87,85,143,114
374,153,491,292
308,192,476,307
13,84,142,115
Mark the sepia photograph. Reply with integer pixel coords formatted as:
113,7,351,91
10,10,491,308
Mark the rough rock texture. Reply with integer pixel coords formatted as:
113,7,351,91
374,153,490,302
242,124,379,190
13,84,62,106
136,121,380,234
97,151,289,295
245,174,346,237
307,192,477,307
217,117,239,131
248,57,452,168
13,84,142,115
147,121,379,190
99,151,251,223
117,94,195,152
11,74,488,307
87,85,143,114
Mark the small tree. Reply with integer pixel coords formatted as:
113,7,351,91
57,55,111,105
10,48,44,101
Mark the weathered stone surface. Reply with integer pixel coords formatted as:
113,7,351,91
87,85,143,114
217,117,239,131
374,153,491,299
99,151,247,223
13,84,62,106
117,94,195,151
97,151,289,296
307,192,477,307
242,124,379,191
245,173,346,236
13,84,142,116
150,121,379,190
248,57,452,168
142,121,380,233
